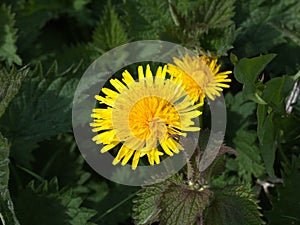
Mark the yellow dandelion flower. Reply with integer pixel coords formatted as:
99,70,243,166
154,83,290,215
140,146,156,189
90,64,202,170
167,54,232,101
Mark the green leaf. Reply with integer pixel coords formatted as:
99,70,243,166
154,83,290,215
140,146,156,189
92,2,128,53
0,63,79,167
123,0,172,40
0,4,22,65
14,178,97,225
199,25,235,55
261,75,297,114
15,0,73,59
266,155,300,224
227,130,265,183
160,184,210,225
0,66,28,118
133,175,183,225
235,0,300,56
197,0,235,30
204,186,264,225
0,65,25,225
132,183,163,225
225,92,256,141
234,54,276,103
258,112,277,177
32,134,91,189
0,133,20,225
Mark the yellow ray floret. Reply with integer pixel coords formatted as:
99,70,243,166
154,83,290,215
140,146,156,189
90,64,202,170
167,54,231,102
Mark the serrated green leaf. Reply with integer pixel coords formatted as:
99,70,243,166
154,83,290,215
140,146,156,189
199,0,235,29
226,130,265,183
15,0,73,59
0,133,20,225
0,66,28,118
123,0,172,40
0,4,22,65
132,183,163,225
204,186,264,225
160,184,210,225
133,174,183,225
235,0,300,56
92,2,128,53
32,134,91,189
0,63,79,167
225,92,257,141
14,178,97,225
234,54,276,103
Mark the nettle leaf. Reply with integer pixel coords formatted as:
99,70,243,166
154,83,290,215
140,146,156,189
165,0,236,54
197,0,235,29
0,66,28,118
132,182,164,225
204,186,264,225
0,4,22,65
15,0,72,58
234,54,276,103
200,25,235,55
0,63,79,167
0,133,20,225
123,0,172,40
133,175,183,225
14,178,96,225
51,43,98,74
225,92,256,141
32,134,91,189
235,0,300,56
226,130,265,183
92,2,128,53
266,155,300,224
160,184,211,225
0,65,26,225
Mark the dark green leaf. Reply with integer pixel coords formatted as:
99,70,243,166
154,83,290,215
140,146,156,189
0,63,79,167
234,54,276,103
160,184,210,225
258,113,277,177
204,186,264,225
227,130,265,183
0,4,21,65
14,178,97,225
0,133,20,225
262,75,296,114
0,66,28,118
235,0,300,56
132,183,163,225
225,92,256,141
92,2,128,53
133,175,183,225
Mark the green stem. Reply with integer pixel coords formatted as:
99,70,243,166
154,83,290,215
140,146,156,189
16,165,45,182
94,191,138,222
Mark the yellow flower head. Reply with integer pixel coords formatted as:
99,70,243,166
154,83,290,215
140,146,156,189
167,54,231,102
90,64,201,170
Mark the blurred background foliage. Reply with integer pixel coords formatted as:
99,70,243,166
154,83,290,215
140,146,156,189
0,0,299,224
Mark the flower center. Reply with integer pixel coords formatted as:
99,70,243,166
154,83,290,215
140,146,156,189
128,96,179,147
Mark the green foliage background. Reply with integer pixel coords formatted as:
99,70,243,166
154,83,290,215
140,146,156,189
0,0,299,224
